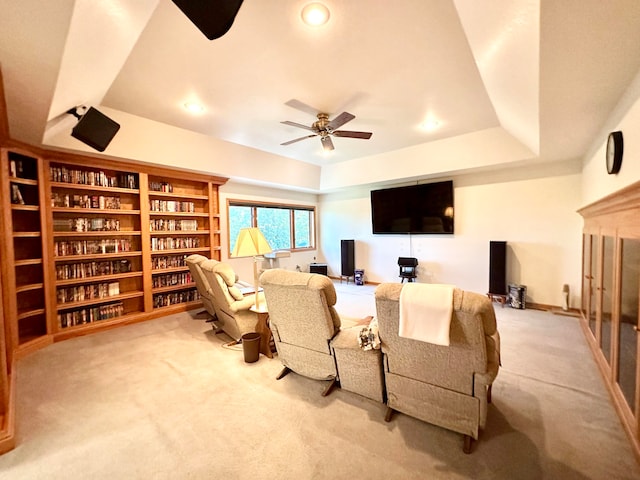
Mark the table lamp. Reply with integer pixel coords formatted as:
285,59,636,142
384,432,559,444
231,227,272,311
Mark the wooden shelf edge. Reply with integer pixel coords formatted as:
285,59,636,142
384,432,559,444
10,204,39,211
151,230,210,235
56,291,144,310
50,182,140,194
54,252,141,261
148,191,208,200
16,283,44,293
17,308,46,320
149,211,209,217
152,283,196,294
52,231,142,237
0,371,16,455
52,208,141,215
150,247,210,255
15,258,42,266
12,231,41,238
55,271,142,286
151,266,189,274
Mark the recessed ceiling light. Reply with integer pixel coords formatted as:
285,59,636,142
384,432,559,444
301,2,330,26
184,102,204,114
420,119,440,131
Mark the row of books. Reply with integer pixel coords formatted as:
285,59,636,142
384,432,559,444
149,199,195,213
55,259,132,280
150,237,200,251
149,181,173,192
53,217,121,232
152,272,193,289
151,254,189,270
54,239,134,257
57,282,121,304
50,166,138,189
52,193,122,210
150,218,198,231
58,302,124,328
153,289,199,308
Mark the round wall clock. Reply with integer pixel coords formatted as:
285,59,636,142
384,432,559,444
606,131,623,174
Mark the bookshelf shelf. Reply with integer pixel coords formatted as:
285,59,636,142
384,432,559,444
56,291,144,310
52,207,141,215
17,308,46,320
16,283,44,293
55,271,142,287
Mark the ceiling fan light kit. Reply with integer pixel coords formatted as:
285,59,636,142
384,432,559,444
281,108,372,152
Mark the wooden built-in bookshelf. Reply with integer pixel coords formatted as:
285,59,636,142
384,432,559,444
0,65,227,454
0,154,226,347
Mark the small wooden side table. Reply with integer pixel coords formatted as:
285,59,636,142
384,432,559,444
250,305,274,359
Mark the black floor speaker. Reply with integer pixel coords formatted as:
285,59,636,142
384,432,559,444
341,240,355,277
489,241,507,295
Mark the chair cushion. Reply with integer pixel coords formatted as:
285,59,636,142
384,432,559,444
213,262,236,286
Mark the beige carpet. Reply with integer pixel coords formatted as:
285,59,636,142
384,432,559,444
0,281,639,479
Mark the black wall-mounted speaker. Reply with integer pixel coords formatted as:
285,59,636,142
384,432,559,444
171,0,244,40
341,239,355,277
71,107,120,152
489,241,507,295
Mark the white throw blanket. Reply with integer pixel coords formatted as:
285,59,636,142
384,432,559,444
399,283,455,346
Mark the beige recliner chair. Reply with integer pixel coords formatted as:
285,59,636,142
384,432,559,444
375,283,500,453
186,254,217,320
260,269,343,396
200,260,264,342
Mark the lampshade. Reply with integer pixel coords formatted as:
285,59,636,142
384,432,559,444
232,227,272,258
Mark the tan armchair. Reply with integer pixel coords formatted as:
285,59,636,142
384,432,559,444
186,254,217,320
260,269,343,396
200,260,264,342
375,283,500,453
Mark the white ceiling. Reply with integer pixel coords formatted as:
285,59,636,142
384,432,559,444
1,0,640,191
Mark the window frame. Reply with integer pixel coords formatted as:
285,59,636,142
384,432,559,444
226,199,316,256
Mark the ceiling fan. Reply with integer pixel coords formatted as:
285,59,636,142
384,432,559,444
280,109,373,151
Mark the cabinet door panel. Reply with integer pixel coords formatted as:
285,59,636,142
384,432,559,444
619,238,640,415
601,236,615,365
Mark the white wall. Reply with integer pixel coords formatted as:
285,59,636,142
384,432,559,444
319,164,584,308
581,68,640,205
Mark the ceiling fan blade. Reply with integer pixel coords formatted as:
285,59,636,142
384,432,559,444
284,99,322,116
327,112,355,131
281,134,317,146
281,120,315,132
333,130,373,139
321,136,334,151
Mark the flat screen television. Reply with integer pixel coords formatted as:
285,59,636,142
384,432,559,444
370,180,454,234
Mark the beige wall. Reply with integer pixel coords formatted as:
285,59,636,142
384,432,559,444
319,164,583,308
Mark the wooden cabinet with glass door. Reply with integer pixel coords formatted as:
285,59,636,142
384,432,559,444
46,160,145,339
579,181,640,461
0,148,52,357
147,175,222,312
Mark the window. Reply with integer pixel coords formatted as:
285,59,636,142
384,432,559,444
228,200,316,254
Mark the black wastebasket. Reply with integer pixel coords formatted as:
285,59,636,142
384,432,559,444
354,269,364,286
241,332,261,363
508,284,527,309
